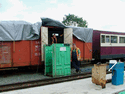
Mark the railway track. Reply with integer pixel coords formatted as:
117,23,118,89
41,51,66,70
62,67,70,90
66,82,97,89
0,70,112,92
1,63,124,92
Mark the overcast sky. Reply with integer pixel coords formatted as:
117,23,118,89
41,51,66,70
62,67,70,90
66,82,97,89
0,0,125,32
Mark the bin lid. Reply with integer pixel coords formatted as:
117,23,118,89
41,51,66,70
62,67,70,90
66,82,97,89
109,60,117,64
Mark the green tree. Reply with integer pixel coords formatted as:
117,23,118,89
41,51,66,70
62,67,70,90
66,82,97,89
62,14,88,27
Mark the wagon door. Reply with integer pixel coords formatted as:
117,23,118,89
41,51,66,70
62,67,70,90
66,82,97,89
41,26,48,61
0,42,12,68
100,34,112,60
64,28,73,46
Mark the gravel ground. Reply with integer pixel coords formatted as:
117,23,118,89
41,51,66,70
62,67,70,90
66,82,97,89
0,73,51,86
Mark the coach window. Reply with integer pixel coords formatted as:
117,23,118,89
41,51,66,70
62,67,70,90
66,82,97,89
101,35,105,43
111,36,117,43
106,36,110,43
119,37,125,43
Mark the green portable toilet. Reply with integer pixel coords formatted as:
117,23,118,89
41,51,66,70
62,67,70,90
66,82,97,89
52,44,71,77
44,44,71,77
44,45,52,76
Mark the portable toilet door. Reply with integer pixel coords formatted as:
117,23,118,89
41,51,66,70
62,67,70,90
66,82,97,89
52,44,71,77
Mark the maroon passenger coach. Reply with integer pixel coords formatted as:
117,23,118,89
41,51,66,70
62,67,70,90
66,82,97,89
93,30,125,62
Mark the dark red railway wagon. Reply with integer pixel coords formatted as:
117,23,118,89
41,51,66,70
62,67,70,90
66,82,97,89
0,19,93,69
93,30,125,61
0,40,41,69
73,36,92,61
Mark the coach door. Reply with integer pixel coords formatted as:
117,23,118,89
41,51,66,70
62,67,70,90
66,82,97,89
101,34,112,59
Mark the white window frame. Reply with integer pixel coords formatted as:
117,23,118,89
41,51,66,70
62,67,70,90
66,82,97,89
111,35,118,44
101,35,105,43
100,33,125,47
119,36,125,43
105,35,110,43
